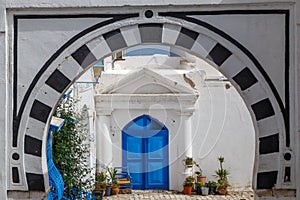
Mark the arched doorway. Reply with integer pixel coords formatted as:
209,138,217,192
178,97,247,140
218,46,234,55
122,115,169,190
9,10,292,199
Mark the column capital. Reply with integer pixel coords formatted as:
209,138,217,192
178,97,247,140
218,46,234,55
95,109,113,116
174,108,195,116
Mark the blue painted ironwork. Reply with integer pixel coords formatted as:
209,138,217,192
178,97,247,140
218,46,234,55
47,119,65,200
47,116,96,200
122,115,169,190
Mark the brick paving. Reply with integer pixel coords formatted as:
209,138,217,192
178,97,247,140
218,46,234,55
103,188,254,200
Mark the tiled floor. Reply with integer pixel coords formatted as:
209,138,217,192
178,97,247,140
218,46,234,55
103,188,254,200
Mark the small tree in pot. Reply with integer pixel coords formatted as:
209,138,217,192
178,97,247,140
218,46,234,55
107,167,119,195
215,156,230,195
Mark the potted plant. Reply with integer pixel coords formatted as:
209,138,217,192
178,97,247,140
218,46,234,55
207,181,218,195
215,156,230,195
105,183,112,196
201,184,209,196
107,167,119,195
196,181,204,195
194,161,206,184
183,176,194,195
94,172,106,199
183,157,194,168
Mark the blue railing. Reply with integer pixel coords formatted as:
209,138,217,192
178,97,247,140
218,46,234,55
47,123,65,200
47,117,96,200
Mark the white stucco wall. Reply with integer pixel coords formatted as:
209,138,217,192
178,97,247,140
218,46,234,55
192,80,255,188
106,82,255,191
3,0,296,8
90,54,255,191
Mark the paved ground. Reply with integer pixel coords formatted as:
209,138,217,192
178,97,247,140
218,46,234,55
103,188,254,200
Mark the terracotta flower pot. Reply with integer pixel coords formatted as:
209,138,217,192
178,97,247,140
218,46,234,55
183,185,193,195
197,176,206,185
217,186,228,195
111,185,120,195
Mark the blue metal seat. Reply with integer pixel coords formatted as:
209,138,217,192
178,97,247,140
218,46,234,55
114,167,132,189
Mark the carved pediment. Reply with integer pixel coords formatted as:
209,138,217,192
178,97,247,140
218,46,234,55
99,68,197,95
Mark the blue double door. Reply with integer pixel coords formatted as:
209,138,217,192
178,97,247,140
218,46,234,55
122,115,169,190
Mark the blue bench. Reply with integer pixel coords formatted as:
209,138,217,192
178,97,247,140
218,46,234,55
114,167,132,189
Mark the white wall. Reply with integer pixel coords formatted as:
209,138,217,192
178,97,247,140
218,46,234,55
0,10,7,199
107,85,255,191
296,0,300,197
192,81,255,188
4,0,296,8
93,56,255,190
110,109,183,190
73,69,97,173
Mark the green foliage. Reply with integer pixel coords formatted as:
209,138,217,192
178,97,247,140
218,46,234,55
194,161,203,176
215,156,230,187
52,97,93,197
107,167,117,182
196,181,205,188
207,181,218,187
96,172,107,184
183,176,194,186
95,172,107,191
183,157,194,166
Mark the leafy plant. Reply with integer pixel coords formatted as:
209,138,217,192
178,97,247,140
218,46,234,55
196,181,205,188
52,96,93,197
94,172,107,191
215,156,230,187
183,176,194,186
194,161,203,176
183,157,194,166
107,167,118,185
207,181,218,187
96,172,106,184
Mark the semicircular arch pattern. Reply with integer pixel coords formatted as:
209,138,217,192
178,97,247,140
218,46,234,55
10,11,290,195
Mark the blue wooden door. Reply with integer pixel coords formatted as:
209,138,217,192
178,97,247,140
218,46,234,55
122,115,169,190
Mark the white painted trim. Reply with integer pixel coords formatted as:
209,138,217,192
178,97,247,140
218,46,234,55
258,153,280,172
120,25,141,47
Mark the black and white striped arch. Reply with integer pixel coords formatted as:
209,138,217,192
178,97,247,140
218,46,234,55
13,12,289,192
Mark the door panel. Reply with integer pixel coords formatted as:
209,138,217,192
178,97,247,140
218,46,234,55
123,134,144,188
122,115,169,190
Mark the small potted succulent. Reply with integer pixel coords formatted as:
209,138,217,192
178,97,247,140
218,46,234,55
207,181,218,195
215,156,230,195
183,176,194,195
183,157,194,168
201,184,209,196
196,181,204,195
107,167,119,195
94,172,107,199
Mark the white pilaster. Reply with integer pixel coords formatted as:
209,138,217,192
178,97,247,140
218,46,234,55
177,109,194,159
175,109,195,190
95,110,113,172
